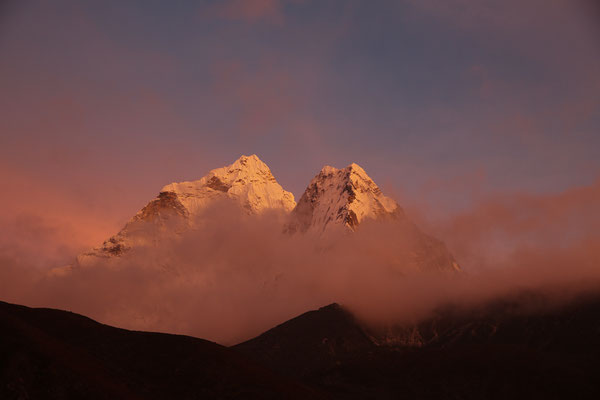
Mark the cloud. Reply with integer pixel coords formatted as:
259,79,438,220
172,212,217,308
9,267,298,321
1,178,599,345
418,176,600,272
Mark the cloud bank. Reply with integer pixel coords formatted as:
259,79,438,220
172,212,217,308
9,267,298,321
1,177,599,345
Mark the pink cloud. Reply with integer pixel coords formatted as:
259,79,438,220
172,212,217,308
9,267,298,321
1,177,599,345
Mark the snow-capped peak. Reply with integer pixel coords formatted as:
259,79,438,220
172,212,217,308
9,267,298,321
79,155,295,262
289,162,400,233
162,154,296,214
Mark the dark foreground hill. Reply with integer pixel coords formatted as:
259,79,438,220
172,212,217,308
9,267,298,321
3,293,600,400
236,294,600,400
0,301,321,400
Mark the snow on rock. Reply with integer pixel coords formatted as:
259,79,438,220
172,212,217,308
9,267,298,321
74,156,460,274
161,154,296,215
288,162,401,234
288,162,461,272
78,155,295,263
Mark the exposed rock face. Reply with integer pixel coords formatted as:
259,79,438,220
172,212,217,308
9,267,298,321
78,155,295,263
288,163,401,234
81,191,191,260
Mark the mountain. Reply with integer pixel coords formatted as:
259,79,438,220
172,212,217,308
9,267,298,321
236,294,600,399
0,300,322,400
72,156,459,274
78,155,295,263
288,162,461,272
4,292,600,399
288,163,399,234
160,154,296,215
234,304,376,378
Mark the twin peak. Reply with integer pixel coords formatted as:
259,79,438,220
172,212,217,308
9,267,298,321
154,154,400,233
78,154,461,274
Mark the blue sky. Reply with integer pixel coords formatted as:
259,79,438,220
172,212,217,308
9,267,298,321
1,0,598,225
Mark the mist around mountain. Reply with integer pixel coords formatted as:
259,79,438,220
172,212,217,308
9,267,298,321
1,155,600,399
75,155,458,273
6,155,462,344
1,155,599,347
75,155,296,265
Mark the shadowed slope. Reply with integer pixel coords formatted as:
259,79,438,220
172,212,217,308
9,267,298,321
235,304,376,377
236,295,600,399
3,295,600,399
0,301,322,400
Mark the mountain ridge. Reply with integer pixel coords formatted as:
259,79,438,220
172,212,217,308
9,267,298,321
0,300,323,399
72,154,460,275
4,291,600,398
235,295,600,399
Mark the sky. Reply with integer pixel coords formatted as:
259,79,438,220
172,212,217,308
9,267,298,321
0,0,599,266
